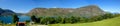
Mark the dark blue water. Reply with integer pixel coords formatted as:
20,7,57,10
18,16,31,22
0,16,31,24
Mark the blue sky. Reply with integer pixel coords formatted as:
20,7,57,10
0,0,120,13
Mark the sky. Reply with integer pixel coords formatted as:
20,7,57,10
0,0,120,13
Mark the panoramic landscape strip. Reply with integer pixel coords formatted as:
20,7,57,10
0,0,120,26
0,5,120,26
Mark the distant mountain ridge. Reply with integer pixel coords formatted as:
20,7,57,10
27,5,105,17
0,8,15,16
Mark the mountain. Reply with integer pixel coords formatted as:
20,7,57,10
75,5,105,17
27,5,105,17
0,8,15,16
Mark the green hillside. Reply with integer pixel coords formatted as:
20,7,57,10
49,16,120,26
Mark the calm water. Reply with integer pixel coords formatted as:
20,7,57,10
0,16,31,24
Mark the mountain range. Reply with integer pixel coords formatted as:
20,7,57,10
27,5,105,17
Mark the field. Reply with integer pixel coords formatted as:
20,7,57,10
49,16,120,26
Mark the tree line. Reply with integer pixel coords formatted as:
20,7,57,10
30,13,120,25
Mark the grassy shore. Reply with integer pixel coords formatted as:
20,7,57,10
49,16,120,26
0,24,16,26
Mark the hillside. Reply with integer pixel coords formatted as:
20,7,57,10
49,16,120,26
27,5,105,17
0,8,15,16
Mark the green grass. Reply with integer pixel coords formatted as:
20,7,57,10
49,16,120,26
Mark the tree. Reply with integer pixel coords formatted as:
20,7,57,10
36,18,40,23
70,16,77,24
65,17,71,23
113,13,120,17
101,13,114,19
48,17,56,24
31,15,36,22
13,14,19,23
31,15,42,24
54,16,62,23
89,16,100,22
39,17,43,23
0,20,4,26
0,20,3,23
40,17,48,25
62,17,66,24
88,13,115,22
